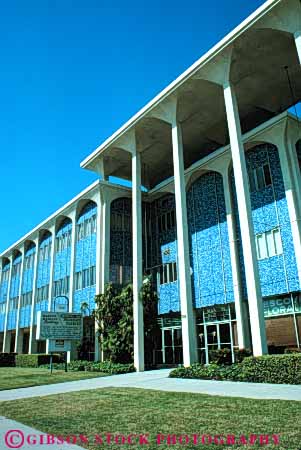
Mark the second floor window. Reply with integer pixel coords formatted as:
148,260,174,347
39,243,51,262
53,276,70,297
56,231,71,252
9,297,18,311
75,266,96,290
21,292,32,307
157,210,176,233
249,162,272,192
111,213,131,232
256,227,283,260
36,284,49,303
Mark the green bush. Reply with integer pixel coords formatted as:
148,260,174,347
238,354,301,384
284,347,301,354
87,361,135,374
209,348,232,365
39,363,66,370
234,348,252,363
67,360,92,371
0,353,16,367
38,360,135,374
16,354,63,368
169,354,301,385
208,348,252,365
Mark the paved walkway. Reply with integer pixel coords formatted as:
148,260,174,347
0,416,85,449
0,369,301,402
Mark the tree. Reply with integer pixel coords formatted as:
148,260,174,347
93,277,158,365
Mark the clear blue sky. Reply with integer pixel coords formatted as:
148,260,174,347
0,0,268,253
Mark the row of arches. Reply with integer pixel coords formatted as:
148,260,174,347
0,200,98,269
143,141,301,314
0,200,98,332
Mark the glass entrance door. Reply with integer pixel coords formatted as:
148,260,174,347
162,327,183,365
197,321,234,364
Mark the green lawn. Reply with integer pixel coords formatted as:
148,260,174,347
0,367,106,390
1,388,301,449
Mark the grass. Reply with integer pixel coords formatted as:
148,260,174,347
1,388,301,449
0,367,106,390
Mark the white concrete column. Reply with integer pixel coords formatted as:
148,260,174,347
171,120,198,366
95,190,111,361
132,148,144,371
14,249,25,353
2,258,12,352
287,141,301,216
16,329,24,353
278,136,301,286
223,82,267,356
222,170,251,349
100,193,111,294
48,225,56,313
28,238,39,354
3,333,12,353
68,211,77,314
46,225,56,354
67,211,77,362
294,31,301,64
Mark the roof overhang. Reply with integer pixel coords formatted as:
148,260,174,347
81,0,301,189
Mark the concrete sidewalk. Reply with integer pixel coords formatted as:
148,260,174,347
0,369,301,402
0,369,301,401
0,416,85,450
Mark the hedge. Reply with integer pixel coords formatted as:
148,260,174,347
0,353,17,367
39,360,135,374
16,354,63,368
209,348,252,365
169,354,301,385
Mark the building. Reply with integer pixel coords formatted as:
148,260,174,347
1,0,301,370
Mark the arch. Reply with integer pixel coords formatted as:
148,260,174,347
186,168,213,192
230,141,300,298
1,258,10,271
76,199,97,223
110,197,132,216
39,229,52,248
110,197,132,286
187,170,233,309
12,250,22,265
55,216,72,236
24,240,36,256
229,27,300,133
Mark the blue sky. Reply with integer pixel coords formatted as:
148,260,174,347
0,0,274,252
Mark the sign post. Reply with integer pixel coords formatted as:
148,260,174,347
36,312,83,373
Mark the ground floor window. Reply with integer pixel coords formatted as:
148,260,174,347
263,293,300,352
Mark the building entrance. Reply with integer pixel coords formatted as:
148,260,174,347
197,304,237,364
155,318,183,366
162,327,183,365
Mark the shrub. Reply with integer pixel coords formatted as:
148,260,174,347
208,348,252,366
39,363,65,370
86,361,135,374
238,354,301,384
67,360,92,371
169,354,301,385
39,360,135,374
0,353,16,367
284,347,301,354
209,348,232,365
16,354,63,368
234,348,252,363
